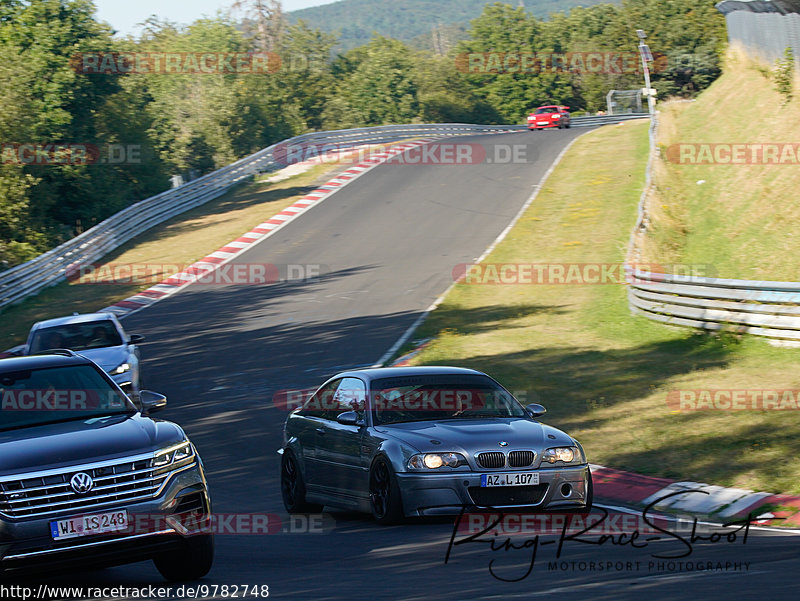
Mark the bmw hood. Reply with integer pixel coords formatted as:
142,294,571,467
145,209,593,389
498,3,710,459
376,418,575,455
0,415,185,475
77,346,130,372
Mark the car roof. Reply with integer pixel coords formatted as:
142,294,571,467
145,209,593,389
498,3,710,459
31,312,117,329
0,353,94,372
332,365,487,382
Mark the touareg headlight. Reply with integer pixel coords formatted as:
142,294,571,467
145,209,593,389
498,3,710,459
153,441,194,468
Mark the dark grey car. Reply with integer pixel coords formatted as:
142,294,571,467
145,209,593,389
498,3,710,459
280,366,591,524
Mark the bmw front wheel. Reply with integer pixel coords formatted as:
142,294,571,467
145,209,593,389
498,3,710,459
281,450,323,513
369,458,403,525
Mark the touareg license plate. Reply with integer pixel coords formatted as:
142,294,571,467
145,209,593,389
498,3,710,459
50,510,128,540
480,472,539,487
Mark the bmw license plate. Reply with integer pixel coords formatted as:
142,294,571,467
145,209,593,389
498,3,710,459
481,472,539,487
537,121,549,126
50,510,128,540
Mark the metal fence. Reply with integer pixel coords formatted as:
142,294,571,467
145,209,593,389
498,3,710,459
717,0,800,66
0,115,647,312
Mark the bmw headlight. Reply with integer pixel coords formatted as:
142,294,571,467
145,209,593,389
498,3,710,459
542,446,579,464
111,362,130,375
408,452,467,469
154,441,194,467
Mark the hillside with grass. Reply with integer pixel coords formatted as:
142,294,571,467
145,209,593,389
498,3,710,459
289,0,618,50
642,50,800,281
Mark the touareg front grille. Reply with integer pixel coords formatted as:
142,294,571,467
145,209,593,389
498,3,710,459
0,448,196,520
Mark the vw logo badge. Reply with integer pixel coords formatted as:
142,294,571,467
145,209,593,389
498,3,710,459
70,472,94,494
498,441,509,447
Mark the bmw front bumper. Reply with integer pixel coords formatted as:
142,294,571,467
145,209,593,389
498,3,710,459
395,465,590,517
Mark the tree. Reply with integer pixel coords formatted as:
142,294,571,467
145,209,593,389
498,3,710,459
230,0,286,52
414,54,501,123
0,0,166,263
457,4,576,122
322,37,420,128
272,21,338,130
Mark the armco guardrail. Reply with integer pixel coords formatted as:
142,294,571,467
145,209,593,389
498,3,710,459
0,115,647,311
628,268,800,342
625,111,800,344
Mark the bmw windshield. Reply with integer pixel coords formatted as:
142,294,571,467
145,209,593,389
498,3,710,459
370,374,526,425
0,364,135,431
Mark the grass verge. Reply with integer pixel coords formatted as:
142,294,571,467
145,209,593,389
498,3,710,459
642,50,800,280
408,120,800,495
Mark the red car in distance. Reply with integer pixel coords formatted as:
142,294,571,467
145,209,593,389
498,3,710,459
528,105,571,130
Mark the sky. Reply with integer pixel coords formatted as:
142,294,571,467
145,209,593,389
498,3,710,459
93,0,340,36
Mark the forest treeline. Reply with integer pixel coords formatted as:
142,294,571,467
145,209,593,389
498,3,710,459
289,0,613,51
0,0,726,268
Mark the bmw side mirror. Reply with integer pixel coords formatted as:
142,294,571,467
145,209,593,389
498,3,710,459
129,334,145,344
526,403,547,418
336,411,364,426
139,390,167,415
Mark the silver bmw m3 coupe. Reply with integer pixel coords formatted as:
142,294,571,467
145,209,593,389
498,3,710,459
280,366,592,524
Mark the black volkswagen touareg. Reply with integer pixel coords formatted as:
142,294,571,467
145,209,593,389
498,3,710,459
0,351,213,581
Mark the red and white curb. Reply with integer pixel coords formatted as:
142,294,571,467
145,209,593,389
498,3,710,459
97,138,445,318
591,464,800,525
